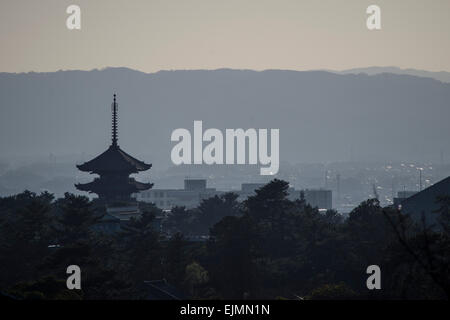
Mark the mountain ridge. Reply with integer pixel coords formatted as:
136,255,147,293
2,66,450,83
0,68,449,168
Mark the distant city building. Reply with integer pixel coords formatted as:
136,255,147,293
136,179,222,209
184,179,207,191
302,189,333,210
137,180,333,210
400,176,450,228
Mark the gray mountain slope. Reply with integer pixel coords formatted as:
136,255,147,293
0,68,449,168
334,66,450,83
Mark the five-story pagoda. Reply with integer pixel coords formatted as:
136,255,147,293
75,94,153,203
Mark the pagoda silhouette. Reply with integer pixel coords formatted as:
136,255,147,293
75,94,153,203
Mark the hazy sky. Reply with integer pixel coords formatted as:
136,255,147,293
1,0,450,73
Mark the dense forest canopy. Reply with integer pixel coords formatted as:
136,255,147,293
0,180,449,300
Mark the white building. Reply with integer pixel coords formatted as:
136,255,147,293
135,179,222,209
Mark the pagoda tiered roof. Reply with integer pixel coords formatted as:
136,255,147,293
75,177,153,194
75,94,153,202
77,145,152,174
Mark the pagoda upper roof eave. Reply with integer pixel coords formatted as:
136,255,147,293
77,145,152,173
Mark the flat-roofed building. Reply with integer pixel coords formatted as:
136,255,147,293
302,189,332,210
135,179,222,209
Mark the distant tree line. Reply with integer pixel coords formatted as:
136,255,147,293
0,180,449,299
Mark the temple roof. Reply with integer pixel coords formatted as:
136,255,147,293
75,177,153,193
77,145,152,174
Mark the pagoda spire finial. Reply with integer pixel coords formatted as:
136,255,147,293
111,93,118,147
